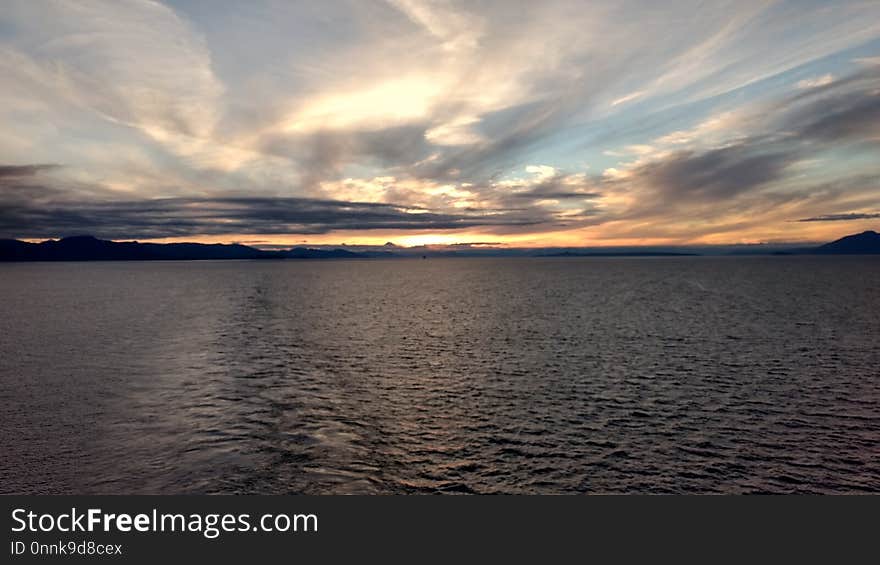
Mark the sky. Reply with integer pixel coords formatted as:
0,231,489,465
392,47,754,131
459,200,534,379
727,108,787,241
1,0,879,248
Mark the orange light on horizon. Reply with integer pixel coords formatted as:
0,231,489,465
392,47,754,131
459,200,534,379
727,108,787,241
15,217,879,249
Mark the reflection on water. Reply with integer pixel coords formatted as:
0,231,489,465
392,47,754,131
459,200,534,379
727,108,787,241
1,256,878,493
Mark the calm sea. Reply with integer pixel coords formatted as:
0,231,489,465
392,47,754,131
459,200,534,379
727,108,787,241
1,256,877,494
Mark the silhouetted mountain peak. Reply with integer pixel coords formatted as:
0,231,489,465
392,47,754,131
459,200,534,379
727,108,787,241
814,230,880,254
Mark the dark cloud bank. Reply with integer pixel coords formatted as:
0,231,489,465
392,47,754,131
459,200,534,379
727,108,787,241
601,66,880,226
0,161,590,240
0,192,554,240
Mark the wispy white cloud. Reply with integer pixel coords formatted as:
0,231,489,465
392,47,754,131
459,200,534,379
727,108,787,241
610,91,645,107
797,74,835,89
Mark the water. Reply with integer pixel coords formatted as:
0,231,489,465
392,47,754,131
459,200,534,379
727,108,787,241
0,256,878,494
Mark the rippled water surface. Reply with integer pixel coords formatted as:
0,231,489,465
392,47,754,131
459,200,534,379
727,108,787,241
1,257,878,493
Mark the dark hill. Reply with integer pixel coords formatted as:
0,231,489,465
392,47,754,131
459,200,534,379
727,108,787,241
0,236,382,261
811,230,880,254
1,236,284,261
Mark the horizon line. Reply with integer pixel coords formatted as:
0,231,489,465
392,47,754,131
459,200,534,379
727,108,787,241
7,230,879,250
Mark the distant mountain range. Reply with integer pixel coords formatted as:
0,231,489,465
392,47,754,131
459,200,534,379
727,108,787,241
0,235,375,261
0,231,878,261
